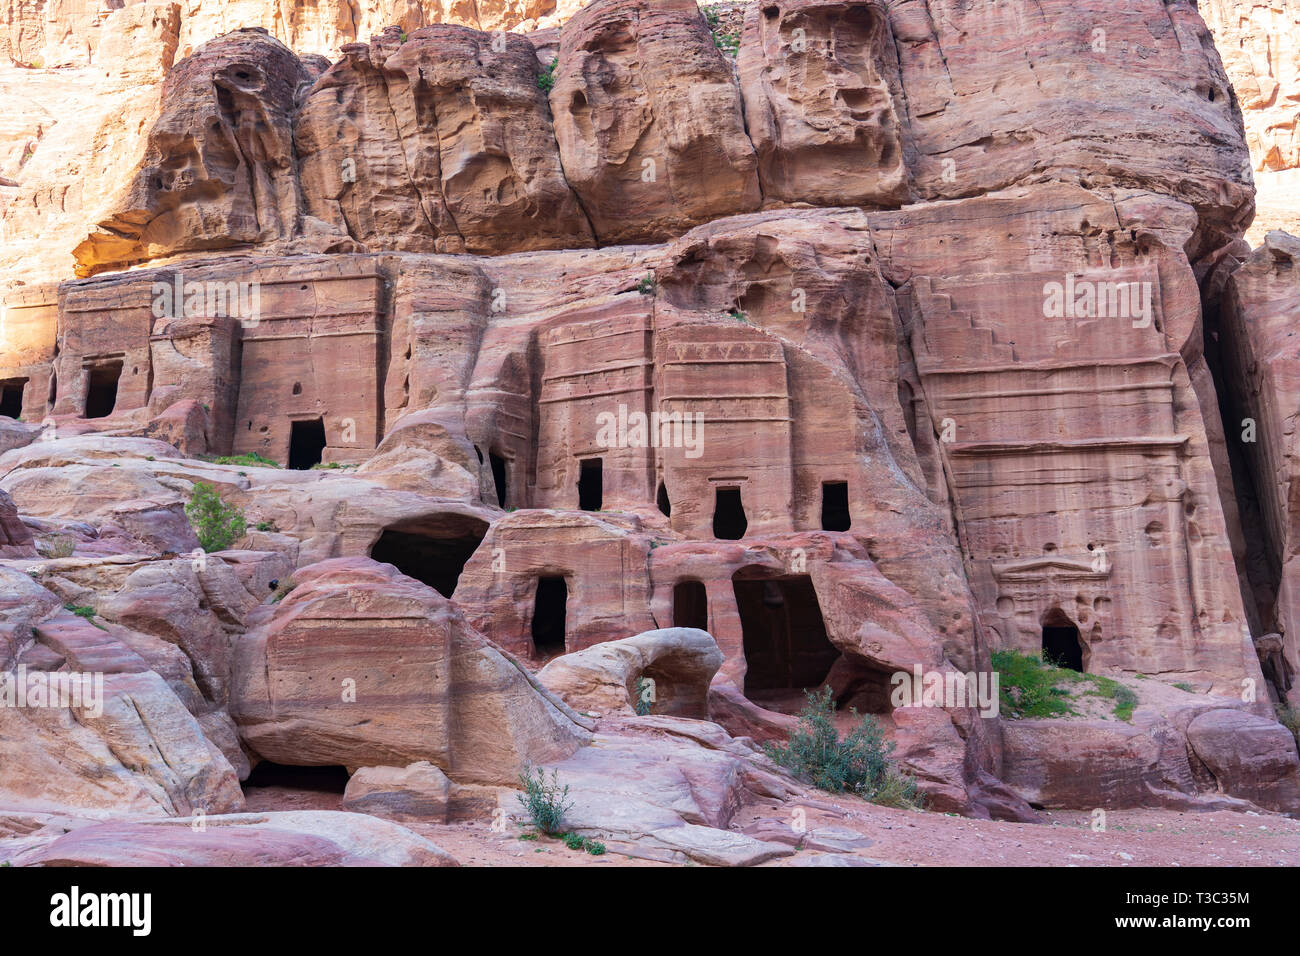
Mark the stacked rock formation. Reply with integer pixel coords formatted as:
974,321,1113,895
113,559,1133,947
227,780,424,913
2,0,1300,866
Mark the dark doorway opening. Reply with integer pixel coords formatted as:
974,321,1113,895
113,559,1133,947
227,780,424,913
288,418,327,470
821,481,851,531
370,528,486,599
578,458,603,511
1042,616,1084,671
657,481,671,517
83,363,122,419
531,576,568,657
243,762,350,794
673,580,708,631
489,452,509,508
735,575,839,705
0,378,26,419
713,486,748,540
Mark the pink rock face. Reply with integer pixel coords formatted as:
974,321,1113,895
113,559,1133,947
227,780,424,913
74,28,309,275
1218,232,1300,703
549,0,761,243
0,488,34,556
297,26,594,255
229,557,588,784
737,0,910,206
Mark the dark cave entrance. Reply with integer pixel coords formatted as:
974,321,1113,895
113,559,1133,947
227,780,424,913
821,481,851,531
657,481,671,517
0,378,26,419
243,762,350,794
370,527,486,599
734,575,839,706
288,418,327,470
83,362,122,419
490,451,509,508
1042,613,1084,672
531,576,568,657
713,486,748,540
578,457,603,511
672,579,708,631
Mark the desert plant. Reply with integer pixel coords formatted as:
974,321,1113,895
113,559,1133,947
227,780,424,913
41,535,76,559
633,676,653,716
727,308,748,323
64,604,105,631
701,5,740,56
538,56,559,92
186,481,247,553
517,764,572,835
637,273,657,296
764,686,921,807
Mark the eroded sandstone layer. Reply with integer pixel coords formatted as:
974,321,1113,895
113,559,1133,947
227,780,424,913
3,0,1300,866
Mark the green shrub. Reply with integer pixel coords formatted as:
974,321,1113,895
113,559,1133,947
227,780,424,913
701,6,740,56
727,308,748,323
1174,682,1196,693
764,686,921,807
584,839,606,856
637,274,657,296
186,481,247,553
517,765,572,836
538,56,559,92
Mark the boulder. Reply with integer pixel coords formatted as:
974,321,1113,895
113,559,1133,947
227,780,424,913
342,762,452,823
538,627,724,718
230,557,589,784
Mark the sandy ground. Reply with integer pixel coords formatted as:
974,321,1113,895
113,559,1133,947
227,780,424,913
242,780,1300,867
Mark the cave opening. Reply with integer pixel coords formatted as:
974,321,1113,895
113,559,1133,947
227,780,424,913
0,378,25,419
672,579,708,631
713,486,748,540
83,362,122,419
578,457,603,511
657,481,671,517
821,481,851,531
288,418,327,470
1042,616,1084,672
370,527,486,599
490,451,509,508
243,762,350,794
734,575,839,707
531,576,568,657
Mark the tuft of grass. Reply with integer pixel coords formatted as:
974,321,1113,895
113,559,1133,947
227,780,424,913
1174,682,1196,693
517,764,572,836
764,686,922,808
992,650,1075,719
40,535,75,559
207,452,280,469
64,604,105,631
558,832,606,855
637,273,657,296
993,649,1139,722
727,308,749,323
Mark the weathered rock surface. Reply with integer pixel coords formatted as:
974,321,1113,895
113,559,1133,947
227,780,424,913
12,810,459,866
537,627,723,717
342,761,452,822
229,557,588,784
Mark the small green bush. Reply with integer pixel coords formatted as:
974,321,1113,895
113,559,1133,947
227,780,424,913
633,676,653,716
538,56,559,92
517,765,572,836
186,481,247,553
637,274,657,296
764,686,921,807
